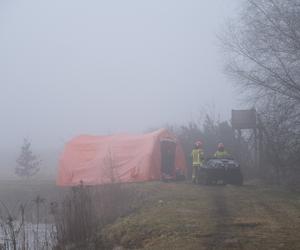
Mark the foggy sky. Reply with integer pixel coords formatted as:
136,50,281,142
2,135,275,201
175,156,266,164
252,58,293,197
0,0,238,150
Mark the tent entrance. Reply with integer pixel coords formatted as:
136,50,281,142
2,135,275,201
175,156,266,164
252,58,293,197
160,139,177,176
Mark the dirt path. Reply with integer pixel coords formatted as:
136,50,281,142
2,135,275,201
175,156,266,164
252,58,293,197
205,188,241,250
101,182,300,250
205,185,300,250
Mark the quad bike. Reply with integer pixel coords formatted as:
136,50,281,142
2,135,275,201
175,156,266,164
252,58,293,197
198,157,243,185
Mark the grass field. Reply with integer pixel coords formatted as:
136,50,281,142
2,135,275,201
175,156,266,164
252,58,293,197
1,180,300,249
101,182,300,250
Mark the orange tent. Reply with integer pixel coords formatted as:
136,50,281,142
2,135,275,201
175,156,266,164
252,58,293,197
57,129,187,186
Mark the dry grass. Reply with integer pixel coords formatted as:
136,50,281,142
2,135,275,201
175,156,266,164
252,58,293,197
53,183,144,249
1,180,300,249
101,182,300,250
101,183,217,250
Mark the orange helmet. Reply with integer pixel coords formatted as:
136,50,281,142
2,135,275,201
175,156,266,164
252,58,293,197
195,141,202,148
218,143,224,150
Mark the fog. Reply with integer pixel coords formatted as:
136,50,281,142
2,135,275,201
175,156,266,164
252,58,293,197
1,0,238,150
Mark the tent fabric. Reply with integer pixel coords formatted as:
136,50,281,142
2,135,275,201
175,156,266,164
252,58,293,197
57,129,187,186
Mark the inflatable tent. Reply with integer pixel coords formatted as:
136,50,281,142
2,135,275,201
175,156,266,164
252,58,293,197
57,129,187,186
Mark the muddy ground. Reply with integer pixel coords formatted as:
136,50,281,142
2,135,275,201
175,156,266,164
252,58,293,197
102,182,300,250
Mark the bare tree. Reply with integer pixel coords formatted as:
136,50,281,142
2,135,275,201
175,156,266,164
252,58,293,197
223,0,300,103
222,0,300,185
258,96,300,184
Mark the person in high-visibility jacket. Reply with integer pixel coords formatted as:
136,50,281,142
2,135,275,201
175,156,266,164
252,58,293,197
214,143,230,158
191,141,204,184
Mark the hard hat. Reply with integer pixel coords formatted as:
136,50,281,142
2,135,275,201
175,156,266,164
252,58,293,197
195,141,202,148
218,143,224,150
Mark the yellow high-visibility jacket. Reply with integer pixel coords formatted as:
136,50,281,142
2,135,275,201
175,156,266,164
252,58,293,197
214,150,230,158
191,149,204,167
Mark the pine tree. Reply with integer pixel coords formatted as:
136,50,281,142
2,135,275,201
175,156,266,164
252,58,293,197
15,139,41,178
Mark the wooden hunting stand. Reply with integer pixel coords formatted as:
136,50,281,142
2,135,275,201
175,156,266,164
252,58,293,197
231,109,262,170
